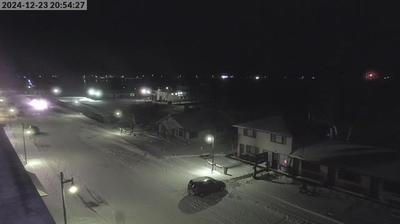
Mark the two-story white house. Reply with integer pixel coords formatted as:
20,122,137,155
233,116,293,170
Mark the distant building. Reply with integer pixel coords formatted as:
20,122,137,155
158,109,231,143
233,116,293,171
153,88,189,104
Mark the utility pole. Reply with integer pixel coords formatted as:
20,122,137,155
22,123,27,165
211,138,215,172
60,172,76,224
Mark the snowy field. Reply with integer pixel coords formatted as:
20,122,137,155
5,104,400,224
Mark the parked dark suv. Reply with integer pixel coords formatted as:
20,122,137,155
187,177,225,196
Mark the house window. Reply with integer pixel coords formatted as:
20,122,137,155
243,128,256,138
178,128,184,137
271,133,286,144
337,168,361,183
245,145,252,153
245,145,259,154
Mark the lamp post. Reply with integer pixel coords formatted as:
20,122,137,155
60,172,78,224
205,134,215,173
22,123,27,165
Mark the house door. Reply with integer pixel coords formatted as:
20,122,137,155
272,152,279,169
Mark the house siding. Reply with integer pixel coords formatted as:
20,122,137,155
237,127,292,155
236,127,292,170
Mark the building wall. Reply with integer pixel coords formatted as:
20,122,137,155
335,168,371,195
236,127,292,156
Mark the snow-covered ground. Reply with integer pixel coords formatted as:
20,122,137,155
5,102,400,224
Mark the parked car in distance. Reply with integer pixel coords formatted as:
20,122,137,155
187,176,225,196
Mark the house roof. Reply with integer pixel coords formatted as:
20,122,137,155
290,140,396,162
233,116,291,136
170,109,231,132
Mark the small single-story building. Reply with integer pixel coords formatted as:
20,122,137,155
289,141,400,206
158,109,231,143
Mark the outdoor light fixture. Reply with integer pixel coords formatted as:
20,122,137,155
140,87,151,95
25,129,33,136
94,90,102,98
28,99,49,111
114,109,123,118
205,134,215,173
8,107,17,115
205,134,214,144
60,172,78,224
68,185,79,194
87,88,96,96
52,87,62,95
87,88,102,98
255,76,260,80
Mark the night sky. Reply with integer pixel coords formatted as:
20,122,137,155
1,1,400,78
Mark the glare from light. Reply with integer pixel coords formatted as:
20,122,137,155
205,134,214,143
255,76,260,80
25,129,33,135
94,90,103,98
87,88,96,96
73,99,80,105
140,88,151,95
8,107,17,114
25,159,43,168
51,87,61,95
0,98,4,103
28,99,49,111
221,75,229,79
114,109,123,118
191,167,221,177
68,185,79,194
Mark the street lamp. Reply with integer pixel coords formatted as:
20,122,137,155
60,172,78,224
8,107,17,115
140,87,151,95
73,99,80,105
205,134,215,173
21,123,34,165
114,109,123,118
52,87,62,95
87,88,102,98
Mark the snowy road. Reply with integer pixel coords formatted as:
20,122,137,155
6,107,345,224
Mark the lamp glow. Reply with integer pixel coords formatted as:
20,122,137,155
52,87,61,95
205,134,214,143
28,99,49,111
68,185,78,194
